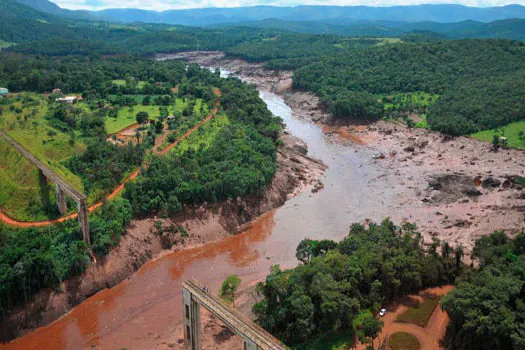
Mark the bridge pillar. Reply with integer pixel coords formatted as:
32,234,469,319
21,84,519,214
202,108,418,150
55,184,67,215
77,201,90,247
183,288,202,350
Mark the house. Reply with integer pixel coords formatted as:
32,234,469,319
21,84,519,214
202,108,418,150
167,115,176,121
52,88,62,94
0,87,8,96
56,95,82,104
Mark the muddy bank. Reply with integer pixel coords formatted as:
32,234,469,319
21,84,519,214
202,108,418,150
167,51,525,254
0,131,324,343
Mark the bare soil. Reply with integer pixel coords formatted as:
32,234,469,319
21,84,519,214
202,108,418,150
168,51,525,255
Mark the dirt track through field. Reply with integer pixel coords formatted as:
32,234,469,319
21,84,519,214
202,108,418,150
358,286,453,350
0,90,221,228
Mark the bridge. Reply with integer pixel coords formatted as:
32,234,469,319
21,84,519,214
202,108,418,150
0,130,90,246
182,280,285,350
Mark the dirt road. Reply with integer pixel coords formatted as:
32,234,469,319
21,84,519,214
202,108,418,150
359,286,453,350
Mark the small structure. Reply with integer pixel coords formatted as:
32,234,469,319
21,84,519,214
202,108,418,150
56,95,82,104
0,87,8,97
167,115,176,121
52,88,62,94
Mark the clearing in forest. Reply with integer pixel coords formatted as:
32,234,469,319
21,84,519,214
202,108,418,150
471,120,525,150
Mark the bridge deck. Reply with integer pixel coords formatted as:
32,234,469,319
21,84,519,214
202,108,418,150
183,280,285,350
0,130,86,204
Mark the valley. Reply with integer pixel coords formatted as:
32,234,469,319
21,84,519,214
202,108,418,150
1,0,525,348
2,52,524,349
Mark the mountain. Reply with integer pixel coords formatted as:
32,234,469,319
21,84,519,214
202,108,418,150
14,0,99,20
92,4,525,26
216,18,525,41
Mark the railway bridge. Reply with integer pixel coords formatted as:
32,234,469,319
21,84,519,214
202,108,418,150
182,280,285,350
0,130,90,245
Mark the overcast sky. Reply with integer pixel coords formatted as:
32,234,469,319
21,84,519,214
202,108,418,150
51,0,525,11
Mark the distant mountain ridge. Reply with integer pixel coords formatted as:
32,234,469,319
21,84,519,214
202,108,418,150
93,4,525,26
214,18,525,41
13,1,525,26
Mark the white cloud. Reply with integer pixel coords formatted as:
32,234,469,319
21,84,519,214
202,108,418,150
51,0,525,11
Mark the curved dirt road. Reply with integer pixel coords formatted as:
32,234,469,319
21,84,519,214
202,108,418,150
0,92,220,228
359,286,453,350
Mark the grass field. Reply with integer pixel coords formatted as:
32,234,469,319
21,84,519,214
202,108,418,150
382,92,439,112
173,114,229,155
0,135,61,221
396,297,439,327
389,332,421,350
0,40,14,50
471,120,525,150
112,79,147,88
0,93,85,220
105,98,207,134
0,94,85,190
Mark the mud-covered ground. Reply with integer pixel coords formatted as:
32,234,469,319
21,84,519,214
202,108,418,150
165,51,525,254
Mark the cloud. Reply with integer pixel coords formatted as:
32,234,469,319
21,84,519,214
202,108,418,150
51,0,525,11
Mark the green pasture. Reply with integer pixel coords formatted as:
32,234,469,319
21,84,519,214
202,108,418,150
471,120,525,150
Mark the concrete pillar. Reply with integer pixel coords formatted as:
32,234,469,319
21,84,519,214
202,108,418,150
183,288,202,350
244,339,258,350
77,201,90,247
56,184,67,215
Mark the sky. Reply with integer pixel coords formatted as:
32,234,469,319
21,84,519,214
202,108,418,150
51,0,525,11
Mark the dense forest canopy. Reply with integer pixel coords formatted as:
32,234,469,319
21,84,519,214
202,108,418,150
253,219,461,345
0,51,281,321
293,39,525,134
442,231,525,349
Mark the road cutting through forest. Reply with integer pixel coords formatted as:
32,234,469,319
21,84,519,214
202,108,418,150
0,90,221,228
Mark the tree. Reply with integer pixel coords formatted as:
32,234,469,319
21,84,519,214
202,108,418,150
155,120,164,134
219,275,241,306
359,314,383,348
142,95,151,106
136,111,148,124
296,239,314,264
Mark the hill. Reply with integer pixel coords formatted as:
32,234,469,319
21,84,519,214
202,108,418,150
93,4,525,26
213,18,525,42
15,0,98,20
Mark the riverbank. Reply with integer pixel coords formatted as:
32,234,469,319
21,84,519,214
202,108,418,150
3,51,524,350
0,125,325,343
167,51,525,254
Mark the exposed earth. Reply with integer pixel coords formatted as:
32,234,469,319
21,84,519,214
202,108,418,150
166,50,525,254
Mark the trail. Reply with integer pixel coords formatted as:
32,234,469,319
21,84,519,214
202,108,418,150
358,286,453,350
0,91,221,228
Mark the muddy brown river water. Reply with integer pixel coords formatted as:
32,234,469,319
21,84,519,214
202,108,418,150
1,69,415,350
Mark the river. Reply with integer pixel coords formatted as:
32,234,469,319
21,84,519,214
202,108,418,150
2,70,400,350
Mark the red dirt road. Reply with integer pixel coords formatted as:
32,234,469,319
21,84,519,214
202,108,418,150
358,285,453,350
0,91,220,228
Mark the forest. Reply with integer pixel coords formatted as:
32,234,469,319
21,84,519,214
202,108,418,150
0,52,282,320
442,231,525,350
254,221,525,349
124,67,281,216
0,198,132,319
293,39,525,134
253,219,461,347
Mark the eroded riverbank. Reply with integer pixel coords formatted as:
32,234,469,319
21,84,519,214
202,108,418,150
168,51,525,253
2,51,524,350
